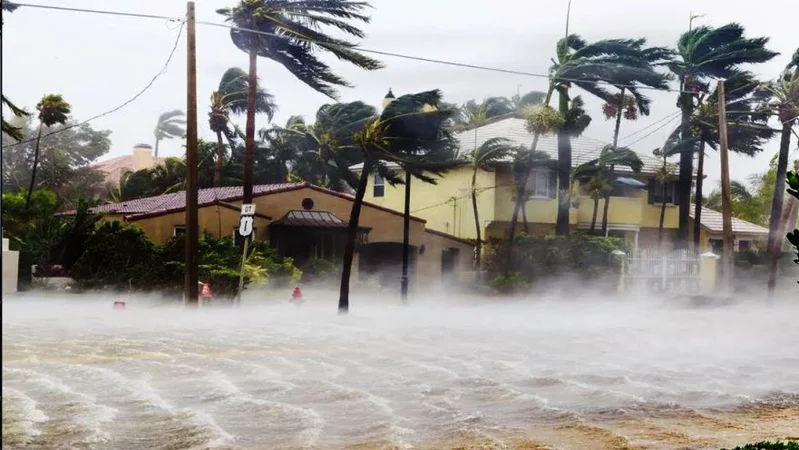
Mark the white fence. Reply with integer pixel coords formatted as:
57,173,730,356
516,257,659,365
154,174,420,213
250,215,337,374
625,248,701,295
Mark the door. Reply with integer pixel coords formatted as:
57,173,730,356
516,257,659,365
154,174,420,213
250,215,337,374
441,248,460,281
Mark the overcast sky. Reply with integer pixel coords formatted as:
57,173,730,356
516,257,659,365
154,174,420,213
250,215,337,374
3,0,798,188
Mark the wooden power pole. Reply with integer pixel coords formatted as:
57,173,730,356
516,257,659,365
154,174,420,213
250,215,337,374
717,79,734,291
184,1,199,305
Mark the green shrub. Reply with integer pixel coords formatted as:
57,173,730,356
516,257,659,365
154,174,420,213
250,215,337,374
721,441,799,450
483,232,626,291
489,272,530,293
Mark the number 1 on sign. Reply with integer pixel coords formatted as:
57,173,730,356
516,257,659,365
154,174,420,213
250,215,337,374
239,216,254,237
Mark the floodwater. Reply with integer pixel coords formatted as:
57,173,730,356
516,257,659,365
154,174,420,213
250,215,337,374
2,292,799,450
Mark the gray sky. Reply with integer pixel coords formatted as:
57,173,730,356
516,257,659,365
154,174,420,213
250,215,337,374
3,0,798,188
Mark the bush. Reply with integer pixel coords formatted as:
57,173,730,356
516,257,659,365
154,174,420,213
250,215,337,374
71,221,159,289
483,232,626,291
489,272,530,293
721,442,799,450
301,257,339,284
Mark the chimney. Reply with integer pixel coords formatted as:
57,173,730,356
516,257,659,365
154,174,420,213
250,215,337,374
132,144,154,171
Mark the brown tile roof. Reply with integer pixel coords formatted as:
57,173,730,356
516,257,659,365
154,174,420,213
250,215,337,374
84,183,426,223
690,207,769,236
272,210,348,228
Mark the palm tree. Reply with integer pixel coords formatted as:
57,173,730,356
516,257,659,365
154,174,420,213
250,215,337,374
666,23,778,243
574,144,644,233
763,48,799,254
338,90,458,314
464,137,515,269
216,0,383,205
209,67,276,186
505,145,554,270
275,101,377,191
549,35,671,235
26,94,71,208
510,91,547,117
687,71,774,247
153,110,186,157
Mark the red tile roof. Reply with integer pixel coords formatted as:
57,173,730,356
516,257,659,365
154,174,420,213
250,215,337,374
91,154,166,184
86,183,426,223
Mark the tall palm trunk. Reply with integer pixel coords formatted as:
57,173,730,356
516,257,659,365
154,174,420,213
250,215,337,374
767,122,793,254
767,194,798,294
590,197,600,233
154,139,160,158
521,202,529,233
693,141,706,248
25,122,44,208
555,89,571,235
471,169,482,269
677,102,694,244
214,130,225,187
339,157,372,314
658,182,668,245
506,132,540,271
601,88,625,236
242,47,258,204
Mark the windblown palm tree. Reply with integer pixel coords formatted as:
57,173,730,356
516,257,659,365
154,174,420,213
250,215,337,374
26,94,71,207
762,48,799,254
464,137,515,269
550,35,672,235
153,110,186,157
574,144,644,233
1,96,29,141
216,0,383,205
666,23,777,243
209,67,276,186
338,90,459,314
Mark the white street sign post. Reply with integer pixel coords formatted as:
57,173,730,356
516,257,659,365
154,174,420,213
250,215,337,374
235,204,256,306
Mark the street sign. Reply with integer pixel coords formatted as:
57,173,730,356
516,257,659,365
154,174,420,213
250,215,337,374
241,204,256,216
238,216,254,237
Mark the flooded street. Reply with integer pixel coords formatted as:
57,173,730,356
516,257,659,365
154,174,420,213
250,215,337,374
2,294,798,450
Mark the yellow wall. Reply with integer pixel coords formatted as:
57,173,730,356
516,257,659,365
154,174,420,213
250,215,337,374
100,186,476,286
363,166,495,240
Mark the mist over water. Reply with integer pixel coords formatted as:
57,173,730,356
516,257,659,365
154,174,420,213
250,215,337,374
3,291,799,450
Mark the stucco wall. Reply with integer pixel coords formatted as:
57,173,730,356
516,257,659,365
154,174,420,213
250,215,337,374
418,230,475,284
2,238,19,294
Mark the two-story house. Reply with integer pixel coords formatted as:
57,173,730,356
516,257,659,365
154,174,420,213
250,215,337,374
352,116,768,254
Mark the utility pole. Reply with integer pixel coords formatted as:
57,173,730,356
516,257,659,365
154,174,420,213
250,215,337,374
400,172,411,304
184,1,199,306
717,79,733,292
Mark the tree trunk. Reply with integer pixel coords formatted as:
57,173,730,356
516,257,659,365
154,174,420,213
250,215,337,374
214,130,225,187
338,157,372,314
471,169,482,269
243,47,258,205
521,201,529,233
590,197,599,233
693,142,706,249
767,195,798,294
767,122,793,255
601,88,625,236
506,132,540,270
555,90,571,236
658,182,668,245
25,123,44,208
154,139,160,158
677,104,694,245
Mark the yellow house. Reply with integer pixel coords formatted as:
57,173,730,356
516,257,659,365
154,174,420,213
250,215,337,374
353,117,768,254
87,182,474,288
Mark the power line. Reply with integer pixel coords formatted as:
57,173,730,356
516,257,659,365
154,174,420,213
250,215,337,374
2,15,186,149
10,2,696,96
618,112,682,144
624,114,682,148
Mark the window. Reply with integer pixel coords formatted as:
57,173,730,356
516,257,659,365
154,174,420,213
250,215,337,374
524,168,556,198
233,228,257,246
173,226,186,237
373,174,385,197
648,180,678,204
